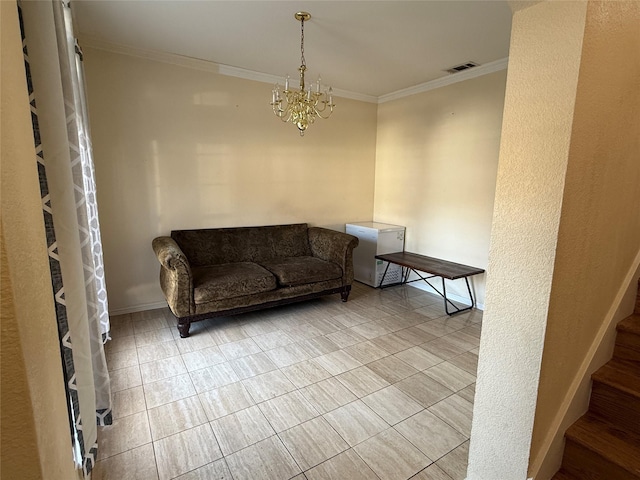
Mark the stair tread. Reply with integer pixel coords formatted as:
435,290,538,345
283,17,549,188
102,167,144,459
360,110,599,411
566,413,640,474
592,359,640,397
552,469,577,480
618,313,640,335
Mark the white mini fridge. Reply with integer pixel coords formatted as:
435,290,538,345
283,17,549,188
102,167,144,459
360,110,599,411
346,222,405,287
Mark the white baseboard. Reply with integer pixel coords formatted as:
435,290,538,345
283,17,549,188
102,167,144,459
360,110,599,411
109,301,169,316
408,281,484,311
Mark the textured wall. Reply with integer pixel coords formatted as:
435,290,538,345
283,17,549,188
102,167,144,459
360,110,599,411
82,47,378,313
467,2,588,478
374,71,507,307
0,237,42,480
530,0,640,476
1,2,78,478
469,1,640,479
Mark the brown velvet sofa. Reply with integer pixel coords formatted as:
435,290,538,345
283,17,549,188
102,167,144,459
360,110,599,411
152,223,359,337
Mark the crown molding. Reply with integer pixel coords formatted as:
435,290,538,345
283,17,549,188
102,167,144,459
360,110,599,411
80,36,378,104
378,57,509,104
80,36,507,105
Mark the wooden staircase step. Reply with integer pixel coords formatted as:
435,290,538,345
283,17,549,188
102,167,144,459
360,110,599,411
555,279,640,479
562,413,640,479
551,469,579,480
618,313,640,336
592,359,640,396
616,313,640,363
590,359,640,436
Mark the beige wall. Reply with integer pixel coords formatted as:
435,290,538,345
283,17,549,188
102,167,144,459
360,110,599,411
1,2,78,478
4,1,638,477
530,0,640,476
374,71,507,307
468,1,640,479
467,1,588,478
82,47,378,312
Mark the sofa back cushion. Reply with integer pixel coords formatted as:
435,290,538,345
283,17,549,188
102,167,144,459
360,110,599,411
171,223,312,266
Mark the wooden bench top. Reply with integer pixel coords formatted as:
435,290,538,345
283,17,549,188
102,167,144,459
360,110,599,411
375,251,485,280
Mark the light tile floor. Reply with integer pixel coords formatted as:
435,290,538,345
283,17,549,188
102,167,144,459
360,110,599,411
92,283,482,480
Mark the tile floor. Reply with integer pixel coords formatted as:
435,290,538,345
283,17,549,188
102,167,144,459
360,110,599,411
92,283,482,480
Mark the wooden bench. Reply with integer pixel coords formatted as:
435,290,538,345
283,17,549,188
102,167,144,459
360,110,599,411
375,251,485,315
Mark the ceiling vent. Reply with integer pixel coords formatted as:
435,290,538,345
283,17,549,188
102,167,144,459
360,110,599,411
445,62,480,74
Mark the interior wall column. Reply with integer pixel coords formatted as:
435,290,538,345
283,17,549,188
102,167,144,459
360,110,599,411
466,2,588,478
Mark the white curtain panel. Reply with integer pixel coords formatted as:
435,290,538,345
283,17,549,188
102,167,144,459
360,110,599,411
19,0,111,475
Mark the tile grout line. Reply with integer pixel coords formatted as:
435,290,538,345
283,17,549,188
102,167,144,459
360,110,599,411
99,286,480,479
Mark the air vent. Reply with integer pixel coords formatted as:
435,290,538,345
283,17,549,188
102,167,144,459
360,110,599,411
445,62,480,74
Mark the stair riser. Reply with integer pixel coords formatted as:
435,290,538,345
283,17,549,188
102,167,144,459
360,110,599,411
614,340,640,363
616,327,640,350
562,439,640,480
551,470,578,480
590,382,640,436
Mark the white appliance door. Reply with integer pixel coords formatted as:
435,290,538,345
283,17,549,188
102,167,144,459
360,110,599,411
347,225,378,286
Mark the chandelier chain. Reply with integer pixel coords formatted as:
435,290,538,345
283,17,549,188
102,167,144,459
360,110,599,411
300,16,306,68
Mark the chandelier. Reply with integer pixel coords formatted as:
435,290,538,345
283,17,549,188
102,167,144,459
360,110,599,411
270,12,335,136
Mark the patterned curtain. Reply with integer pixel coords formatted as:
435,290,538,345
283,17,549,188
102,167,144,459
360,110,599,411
18,0,111,475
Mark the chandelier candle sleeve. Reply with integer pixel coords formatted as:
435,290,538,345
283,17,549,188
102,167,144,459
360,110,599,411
270,11,335,136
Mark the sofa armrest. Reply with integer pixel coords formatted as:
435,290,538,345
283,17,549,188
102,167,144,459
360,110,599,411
152,236,194,317
308,227,359,285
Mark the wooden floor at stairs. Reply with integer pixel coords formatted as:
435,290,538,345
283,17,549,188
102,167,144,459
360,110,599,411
553,280,640,480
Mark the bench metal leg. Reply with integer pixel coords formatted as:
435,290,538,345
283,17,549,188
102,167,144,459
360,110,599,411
402,266,411,284
377,261,476,316
410,270,472,315
378,262,411,289
442,277,475,316
378,261,392,288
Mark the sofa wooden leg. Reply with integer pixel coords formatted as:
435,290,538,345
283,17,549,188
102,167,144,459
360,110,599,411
177,320,191,338
341,290,350,302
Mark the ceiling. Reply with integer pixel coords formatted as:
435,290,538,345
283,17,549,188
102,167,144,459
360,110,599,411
73,1,513,99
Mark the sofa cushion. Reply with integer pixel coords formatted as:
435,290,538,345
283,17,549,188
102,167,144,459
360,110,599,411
171,224,312,266
260,256,343,287
192,262,276,303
